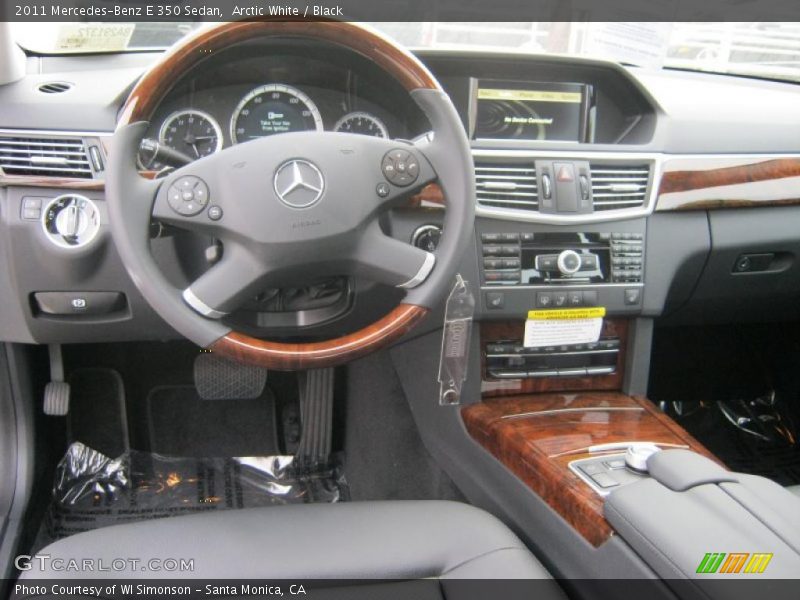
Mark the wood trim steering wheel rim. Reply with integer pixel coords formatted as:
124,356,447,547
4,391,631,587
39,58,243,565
118,19,447,370
118,19,441,126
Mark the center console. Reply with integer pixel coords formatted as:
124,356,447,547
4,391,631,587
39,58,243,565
461,392,717,547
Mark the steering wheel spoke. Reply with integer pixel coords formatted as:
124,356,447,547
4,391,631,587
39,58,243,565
150,164,229,238
355,224,436,289
182,243,270,319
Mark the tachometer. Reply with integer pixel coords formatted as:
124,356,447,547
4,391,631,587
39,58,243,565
230,84,323,144
139,109,223,170
334,111,389,138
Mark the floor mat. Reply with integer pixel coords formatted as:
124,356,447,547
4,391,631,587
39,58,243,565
666,400,800,486
36,441,348,549
67,368,128,458
146,384,278,457
651,323,800,487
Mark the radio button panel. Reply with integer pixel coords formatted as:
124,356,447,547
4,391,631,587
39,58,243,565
480,230,644,286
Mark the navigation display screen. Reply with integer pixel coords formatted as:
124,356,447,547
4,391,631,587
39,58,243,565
473,80,590,141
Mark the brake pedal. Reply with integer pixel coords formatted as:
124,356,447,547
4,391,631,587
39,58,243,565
296,368,335,469
43,344,70,416
193,352,267,400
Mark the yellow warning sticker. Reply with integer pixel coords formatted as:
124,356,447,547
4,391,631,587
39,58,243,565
527,307,606,320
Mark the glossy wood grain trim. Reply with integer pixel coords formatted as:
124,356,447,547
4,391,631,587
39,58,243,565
657,157,800,211
0,174,104,190
409,183,445,207
461,392,718,546
119,19,441,125
480,319,628,396
209,303,428,370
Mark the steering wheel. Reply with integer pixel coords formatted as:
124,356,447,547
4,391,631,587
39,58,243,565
107,20,474,370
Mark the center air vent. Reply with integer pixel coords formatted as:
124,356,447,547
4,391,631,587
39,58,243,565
0,136,93,178
589,163,651,211
475,162,538,211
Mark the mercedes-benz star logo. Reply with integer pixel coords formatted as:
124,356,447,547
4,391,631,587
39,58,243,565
273,159,325,209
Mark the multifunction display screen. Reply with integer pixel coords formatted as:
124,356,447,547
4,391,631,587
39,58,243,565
473,80,590,142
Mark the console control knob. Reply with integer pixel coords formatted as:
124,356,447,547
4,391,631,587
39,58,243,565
42,194,101,249
557,250,582,275
624,443,661,472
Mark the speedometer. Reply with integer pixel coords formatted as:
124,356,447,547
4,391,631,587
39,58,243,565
230,84,323,144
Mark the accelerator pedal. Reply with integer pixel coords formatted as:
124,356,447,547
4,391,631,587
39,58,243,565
296,368,335,469
43,344,70,416
193,352,267,400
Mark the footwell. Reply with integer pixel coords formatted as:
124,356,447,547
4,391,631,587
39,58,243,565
36,441,348,549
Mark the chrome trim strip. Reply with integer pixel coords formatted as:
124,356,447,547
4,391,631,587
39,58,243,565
480,282,643,291
501,406,642,420
398,252,436,289
488,349,618,358
182,288,227,319
0,127,113,137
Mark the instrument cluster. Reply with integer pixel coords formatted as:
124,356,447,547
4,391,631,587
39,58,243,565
138,81,396,171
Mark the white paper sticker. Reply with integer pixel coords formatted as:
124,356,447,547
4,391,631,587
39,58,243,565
524,317,602,347
55,24,136,53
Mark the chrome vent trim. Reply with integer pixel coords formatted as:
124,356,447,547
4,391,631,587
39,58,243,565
475,162,538,210
472,149,661,225
590,163,651,211
0,135,93,178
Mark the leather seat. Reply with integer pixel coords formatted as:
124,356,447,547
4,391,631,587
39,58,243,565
25,501,558,584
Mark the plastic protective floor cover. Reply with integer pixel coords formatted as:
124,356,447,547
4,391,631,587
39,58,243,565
36,441,348,549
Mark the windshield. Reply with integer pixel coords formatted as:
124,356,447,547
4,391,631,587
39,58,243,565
13,21,800,84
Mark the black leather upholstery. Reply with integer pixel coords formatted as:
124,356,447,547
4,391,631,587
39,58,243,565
25,501,556,581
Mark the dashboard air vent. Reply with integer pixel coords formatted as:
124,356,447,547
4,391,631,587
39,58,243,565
475,162,538,211
0,136,93,178
590,163,651,211
37,82,73,94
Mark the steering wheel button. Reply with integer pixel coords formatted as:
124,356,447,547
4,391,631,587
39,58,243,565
182,191,195,202
376,182,390,197
407,161,419,177
389,149,408,162
207,205,223,221
396,161,407,173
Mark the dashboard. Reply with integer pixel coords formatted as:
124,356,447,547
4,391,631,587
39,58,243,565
1,39,800,347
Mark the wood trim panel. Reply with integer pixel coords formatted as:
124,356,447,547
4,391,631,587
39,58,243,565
461,393,718,546
0,174,104,190
209,303,428,370
119,19,441,126
409,183,445,207
657,157,800,211
480,319,628,397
